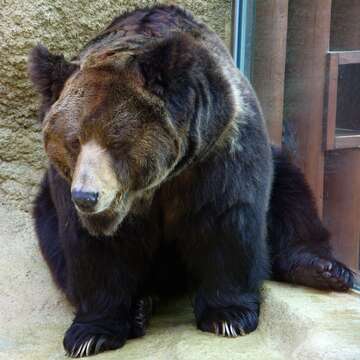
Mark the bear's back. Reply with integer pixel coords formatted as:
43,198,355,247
77,5,232,66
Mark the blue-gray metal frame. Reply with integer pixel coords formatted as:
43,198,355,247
231,0,256,79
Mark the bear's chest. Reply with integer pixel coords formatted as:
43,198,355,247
156,168,201,240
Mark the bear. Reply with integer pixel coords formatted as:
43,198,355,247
28,4,353,358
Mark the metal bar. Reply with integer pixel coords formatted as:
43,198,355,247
231,0,241,65
231,0,256,79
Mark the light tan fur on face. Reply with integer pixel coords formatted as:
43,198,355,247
71,140,120,214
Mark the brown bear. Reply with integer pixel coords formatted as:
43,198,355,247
28,4,353,358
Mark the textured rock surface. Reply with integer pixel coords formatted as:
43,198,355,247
0,0,232,211
1,204,360,360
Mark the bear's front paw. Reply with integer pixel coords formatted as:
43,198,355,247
197,306,258,337
64,319,129,358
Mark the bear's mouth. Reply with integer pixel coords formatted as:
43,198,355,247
76,192,132,236
74,203,111,216
78,209,128,236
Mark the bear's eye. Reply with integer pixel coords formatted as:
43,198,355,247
62,167,71,180
66,137,80,154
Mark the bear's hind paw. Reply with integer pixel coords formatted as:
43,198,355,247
291,257,354,292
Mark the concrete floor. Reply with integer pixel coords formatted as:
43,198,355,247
1,204,359,360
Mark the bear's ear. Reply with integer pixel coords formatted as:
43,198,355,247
133,33,198,97
28,44,78,103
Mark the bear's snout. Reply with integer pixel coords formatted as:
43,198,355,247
71,189,99,213
71,140,120,215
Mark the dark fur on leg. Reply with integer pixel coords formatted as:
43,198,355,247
33,173,66,291
164,140,272,337
269,147,354,291
36,168,159,357
128,296,154,339
62,219,155,357
189,204,268,337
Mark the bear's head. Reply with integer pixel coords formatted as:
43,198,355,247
28,34,233,235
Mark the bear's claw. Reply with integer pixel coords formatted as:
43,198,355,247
63,321,128,358
129,296,153,339
213,320,246,337
66,335,109,358
198,305,258,338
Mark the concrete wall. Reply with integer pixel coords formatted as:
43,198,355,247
0,0,232,211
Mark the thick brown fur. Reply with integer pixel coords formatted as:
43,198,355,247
28,5,353,358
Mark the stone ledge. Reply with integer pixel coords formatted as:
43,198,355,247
0,204,359,360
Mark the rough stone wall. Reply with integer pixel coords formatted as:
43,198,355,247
0,0,232,211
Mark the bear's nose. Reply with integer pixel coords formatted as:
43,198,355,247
71,190,99,212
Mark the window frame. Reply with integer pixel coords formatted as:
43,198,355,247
231,0,256,79
325,51,360,150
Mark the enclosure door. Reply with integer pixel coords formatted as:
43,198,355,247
252,0,360,269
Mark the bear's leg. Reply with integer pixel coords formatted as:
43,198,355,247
128,296,154,339
33,174,67,291
183,204,269,337
61,225,153,357
269,148,354,291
